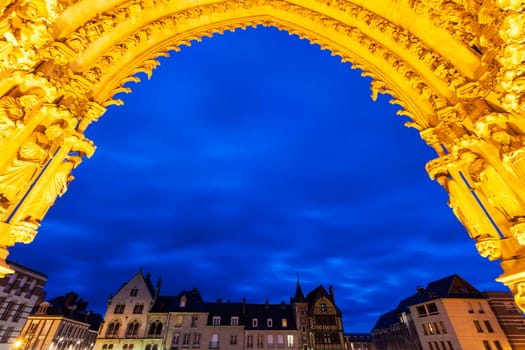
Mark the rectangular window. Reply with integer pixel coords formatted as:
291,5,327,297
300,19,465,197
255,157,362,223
191,315,198,328
268,335,274,348
1,301,14,321
287,335,294,348
422,324,429,336
231,334,237,345
447,341,454,350
277,335,284,347
12,303,25,322
474,320,484,333
428,342,434,350
281,319,287,328
426,303,439,315
212,316,221,326
210,334,219,349
175,315,183,327
253,318,258,328
434,322,441,334
428,323,435,335
484,320,494,333
231,316,239,326
257,335,264,348
193,333,201,346
439,321,448,334
1,326,13,343
114,304,125,314
247,335,254,348
494,340,503,350
416,305,427,317
182,333,190,347
267,319,273,328
172,333,180,348
482,340,492,350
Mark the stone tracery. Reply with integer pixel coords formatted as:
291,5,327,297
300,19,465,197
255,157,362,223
1,0,525,309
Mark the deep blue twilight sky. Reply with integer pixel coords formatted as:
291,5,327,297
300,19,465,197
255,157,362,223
11,27,505,332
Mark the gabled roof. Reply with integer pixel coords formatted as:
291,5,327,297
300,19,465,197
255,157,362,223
305,285,342,316
372,274,485,331
111,269,157,299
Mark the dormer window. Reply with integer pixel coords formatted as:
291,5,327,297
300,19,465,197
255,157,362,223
252,318,258,327
231,316,239,326
282,319,287,328
212,316,221,326
130,288,138,297
179,295,187,308
267,319,273,327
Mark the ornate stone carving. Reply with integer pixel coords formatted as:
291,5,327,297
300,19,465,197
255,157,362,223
0,0,525,314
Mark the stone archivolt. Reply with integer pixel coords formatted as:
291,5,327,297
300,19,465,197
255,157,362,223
1,0,525,309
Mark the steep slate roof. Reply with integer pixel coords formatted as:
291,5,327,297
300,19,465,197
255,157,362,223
206,301,297,330
37,292,103,331
372,274,484,331
150,288,206,313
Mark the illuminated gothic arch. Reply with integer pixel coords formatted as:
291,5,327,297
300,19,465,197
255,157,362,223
1,0,525,308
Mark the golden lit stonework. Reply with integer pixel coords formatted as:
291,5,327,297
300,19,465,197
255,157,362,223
0,0,525,308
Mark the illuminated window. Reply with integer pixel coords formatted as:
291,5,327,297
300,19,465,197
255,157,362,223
287,335,294,348
320,303,327,312
210,334,218,349
268,335,274,347
282,319,287,328
175,315,183,327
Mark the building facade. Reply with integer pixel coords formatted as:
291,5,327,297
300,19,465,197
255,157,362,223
15,291,103,350
95,271,345,350
0,260,47,350
371,275,525,350
344,333,375,350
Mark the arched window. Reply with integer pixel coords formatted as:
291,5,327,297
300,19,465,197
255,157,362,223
145,345,151,350
148,321,163,337
106,321,121,337
152,345,158,350
126,321,140,337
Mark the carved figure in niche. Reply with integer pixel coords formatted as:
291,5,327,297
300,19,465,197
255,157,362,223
0,120,66,207
435,172,500,245
20,155,81,226
0,96,24,145
468,152,525,221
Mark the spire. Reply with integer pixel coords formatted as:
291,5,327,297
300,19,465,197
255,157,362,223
295,273,305,302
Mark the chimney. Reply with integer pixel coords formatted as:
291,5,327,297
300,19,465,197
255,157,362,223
329,285,335,302
155,277,162,299
416,286,425,295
